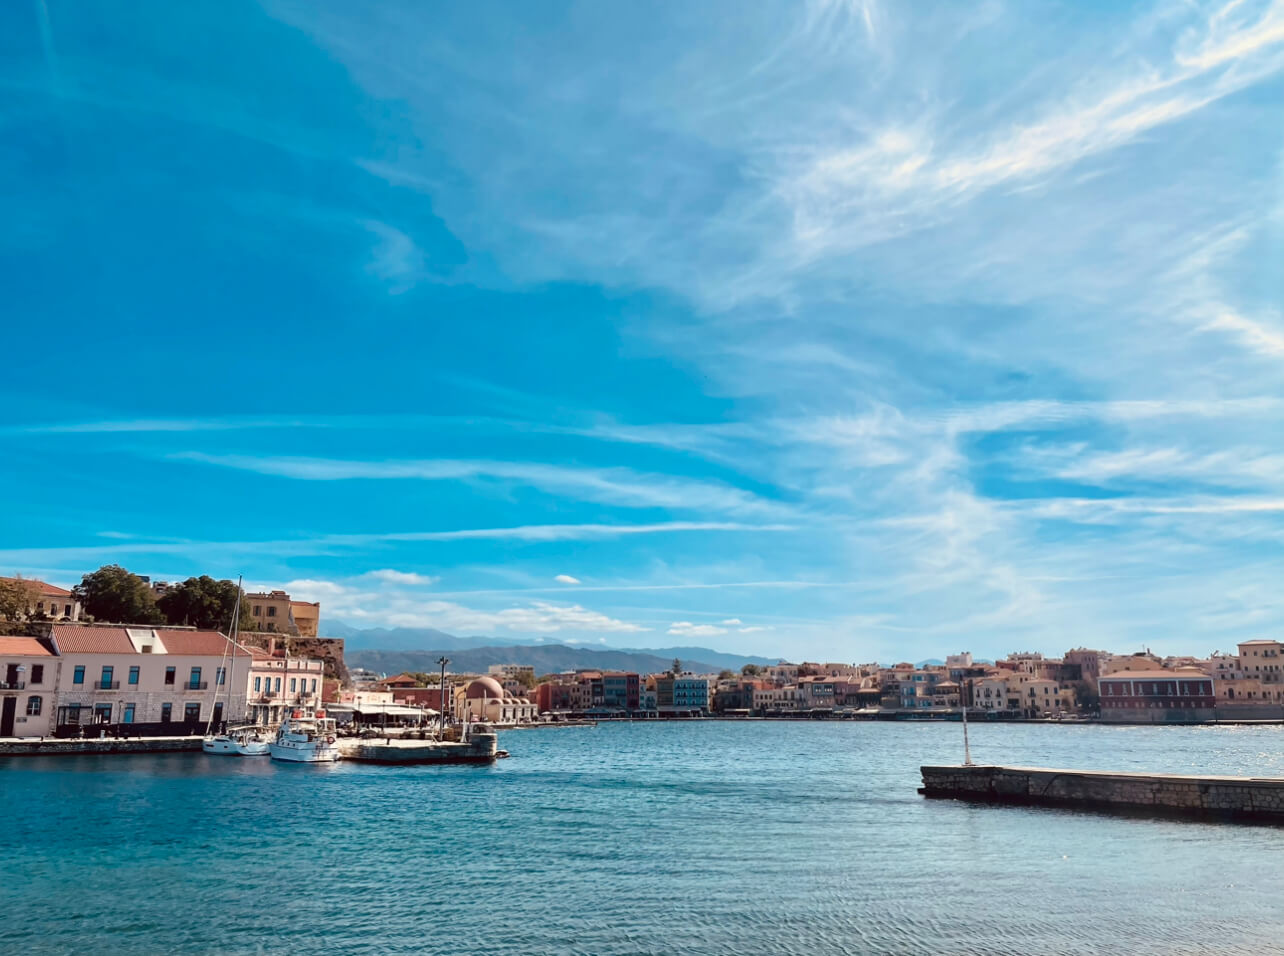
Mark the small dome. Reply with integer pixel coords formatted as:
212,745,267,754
465,677,505,700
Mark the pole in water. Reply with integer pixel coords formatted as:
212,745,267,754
962,678,973,766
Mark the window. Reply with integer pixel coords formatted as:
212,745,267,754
188,667,201,689
160,703,172,723
26,696,41,716
184,702,200,722
290,678,297,693
100,665,114,688
129,665,139,685
165,666,175,685
253,605,261,615
311,679,317,692
64,603,72,616
123,704,135,724
73,665,85,684
216,667,226,686
30,664,43,684
94,703,113,723
266,606,276,617
254,676,262,692
274,677,281,692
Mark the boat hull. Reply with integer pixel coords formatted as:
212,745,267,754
269,742,340,762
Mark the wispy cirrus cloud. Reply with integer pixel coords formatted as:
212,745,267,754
171,451,789,516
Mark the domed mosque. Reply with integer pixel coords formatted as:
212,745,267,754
454,675,538,725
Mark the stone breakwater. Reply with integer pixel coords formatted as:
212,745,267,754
920,764,1284,822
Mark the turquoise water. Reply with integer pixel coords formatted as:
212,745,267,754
5,721,1284,955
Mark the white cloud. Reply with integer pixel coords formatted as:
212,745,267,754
171,452,787,516
554,574,581,584
720,618,743,625
281,577,647,634
668,620,729,637
364,569,440,587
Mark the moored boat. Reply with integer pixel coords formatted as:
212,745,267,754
269,710,341,763
203,726,270,756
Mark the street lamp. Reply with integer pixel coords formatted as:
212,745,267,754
437,656,449,735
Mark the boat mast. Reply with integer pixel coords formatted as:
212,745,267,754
961,677,973,767
205,577,242,738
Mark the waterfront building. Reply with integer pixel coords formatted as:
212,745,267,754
1098,668,1215,723
48,624,250,735
0,577,82,622
1237,640,1284,689
245,648,325,726
0,635,58,736
454,677,537,723
654,674,709,714
763,663,799,685
752,684,798,714
243,589,320,637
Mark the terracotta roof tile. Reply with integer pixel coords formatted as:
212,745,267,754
154,629,249,657
0,576,73,597
52,625,136,654
0,636,56,657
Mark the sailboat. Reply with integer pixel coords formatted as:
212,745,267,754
203,580,270,757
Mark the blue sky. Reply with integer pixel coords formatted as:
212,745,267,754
2,0,1282,661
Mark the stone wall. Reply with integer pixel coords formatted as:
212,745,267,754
921,765,1284,821
0,736,203,756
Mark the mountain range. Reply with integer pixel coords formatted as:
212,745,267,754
325,622,779,676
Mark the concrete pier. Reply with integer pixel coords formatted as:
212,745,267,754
921,765,1284,823
0,736,203,757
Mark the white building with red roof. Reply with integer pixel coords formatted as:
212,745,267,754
47,624,252,735
0,636,58,737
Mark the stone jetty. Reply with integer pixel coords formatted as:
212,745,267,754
921,764,1284,822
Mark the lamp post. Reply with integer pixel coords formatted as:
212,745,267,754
962,678,973,767
437,656,449,735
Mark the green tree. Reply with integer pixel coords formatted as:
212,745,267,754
157,576,255,632
718,669,736,681
740,664,763,677
514,669,537,690
74,565,164,625
406,672,440,686
0,575,40,622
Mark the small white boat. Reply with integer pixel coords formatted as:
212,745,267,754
269,710,341,763
203,727,271,756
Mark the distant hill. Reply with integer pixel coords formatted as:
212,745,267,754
346,643,769,678
328,622,778,674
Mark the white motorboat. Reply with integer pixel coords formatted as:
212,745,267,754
203,727,270,756
269,710,341,763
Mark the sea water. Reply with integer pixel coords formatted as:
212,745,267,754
4,720,1284,955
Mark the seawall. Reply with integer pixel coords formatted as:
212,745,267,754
0,737,203,757
921,764,1284,822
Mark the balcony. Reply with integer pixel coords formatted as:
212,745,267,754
0,681,25,690
94,681,121,690
185,682,208,691
258,691,278,700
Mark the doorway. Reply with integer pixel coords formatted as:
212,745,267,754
1,697,15,736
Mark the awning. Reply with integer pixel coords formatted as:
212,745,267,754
330,703,437,717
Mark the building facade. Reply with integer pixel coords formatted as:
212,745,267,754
0,636,58,736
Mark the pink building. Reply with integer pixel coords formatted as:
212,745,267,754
0,636,58,737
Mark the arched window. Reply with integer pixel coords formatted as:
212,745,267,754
26,696,42,716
